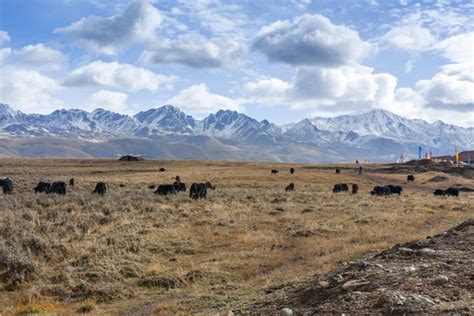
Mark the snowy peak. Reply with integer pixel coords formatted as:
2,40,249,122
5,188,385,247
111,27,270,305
284,119,320,141
202,110,245,131
0,104,17,117
308,109,429,143
200,110,277,144
91,108,141,133
310,109,406,134
44,108,96,131
135,105,196,134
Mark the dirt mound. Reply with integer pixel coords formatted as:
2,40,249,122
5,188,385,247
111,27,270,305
445,167,474,179
428,175,449,182
242,219,474,315
405,159,440,166
379,161,474,180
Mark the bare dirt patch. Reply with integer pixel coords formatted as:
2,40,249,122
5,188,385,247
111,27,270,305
241,219,474,315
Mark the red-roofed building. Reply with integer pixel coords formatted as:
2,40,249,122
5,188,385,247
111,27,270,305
432,151,473,163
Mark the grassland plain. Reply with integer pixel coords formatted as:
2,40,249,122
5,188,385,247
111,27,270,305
0,159,472,315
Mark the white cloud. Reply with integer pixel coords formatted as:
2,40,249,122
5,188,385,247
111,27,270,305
292,0,312,10
382,25,436,51
87,89,129,112
0,31,10,45
0,48,11,63
0,67,63,113
55,0,163,55
243,78,291,104
244,65,397,110
436,32,474,63
416,62,474,111
176,0,249,37
64,61,175,91
9,44,67,71
139,33,244,68
253,14,371,66
291,66,400,111
167,84,242,114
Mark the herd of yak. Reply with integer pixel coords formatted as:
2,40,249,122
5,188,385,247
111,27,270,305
0,175,217,200
0,167,461,198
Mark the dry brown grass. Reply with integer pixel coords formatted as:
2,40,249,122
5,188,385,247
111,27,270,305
0,158,472,315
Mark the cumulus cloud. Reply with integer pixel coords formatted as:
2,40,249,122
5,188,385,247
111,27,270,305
167,84,242,114
241,66,447,120
8,44,67,71
436,32,474,63
87,89,129,112
176,0,249,37
0,48,11,63
242,59,473,121
390,87,426,116
54,0,163,55
64,61,175,91
139,33,244,68
0,31,10,45
416,62,474,111
382,25,436,51
243,78,291,104
244,65,398,110
0,67,63,113
292,66,400,110
252,14,370,66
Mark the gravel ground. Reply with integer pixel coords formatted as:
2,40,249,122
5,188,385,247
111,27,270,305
241,219,474,315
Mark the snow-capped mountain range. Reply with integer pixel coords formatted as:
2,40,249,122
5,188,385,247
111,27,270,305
0,103,472,162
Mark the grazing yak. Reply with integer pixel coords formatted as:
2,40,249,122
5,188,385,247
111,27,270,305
285,183,295,192
271,169,279,175
155,184,176,196
173,181,186,192
0,178,13,194
371,185,390,196
34,182,51,194
92,182,108,195
50,182,67,195
290,168,295,174
407,175,415,182
433,187,459,196
69,178,75,187
159,168,166,172
352,184,359,194
190,182,215,199
335,168,341,174
444,187,459,197
333,183,349,193
388,185,403,195
371,185,403,196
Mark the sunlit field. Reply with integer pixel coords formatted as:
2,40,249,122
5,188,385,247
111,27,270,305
0,159,472,315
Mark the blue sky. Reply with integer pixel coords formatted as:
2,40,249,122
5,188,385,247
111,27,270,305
0,0,473,126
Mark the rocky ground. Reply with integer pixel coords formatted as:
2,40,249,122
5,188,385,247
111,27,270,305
241,219,474,315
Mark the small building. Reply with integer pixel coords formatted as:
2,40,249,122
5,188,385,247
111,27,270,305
118,154,144,162
432,150,473,164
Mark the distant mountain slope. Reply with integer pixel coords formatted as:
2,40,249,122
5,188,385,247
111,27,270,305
0,103,472,162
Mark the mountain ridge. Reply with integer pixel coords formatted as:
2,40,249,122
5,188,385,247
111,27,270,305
0,103,472,162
